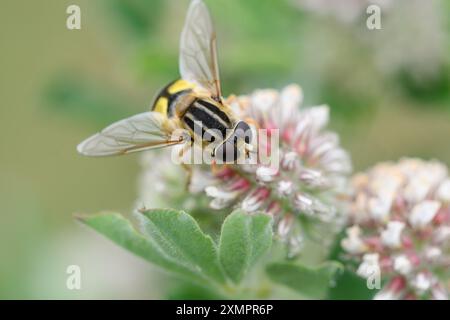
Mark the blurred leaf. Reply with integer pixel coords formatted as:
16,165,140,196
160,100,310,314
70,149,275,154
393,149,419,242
326,228,346,262
266,261,343,299
139,208,225,285
78,210,225,286
320,80,377,122
44,76,137,127
325,229,377,299
166,280,226,300
107,0,166,39
397,67,450,106
218,210,273,284
326,269,378,300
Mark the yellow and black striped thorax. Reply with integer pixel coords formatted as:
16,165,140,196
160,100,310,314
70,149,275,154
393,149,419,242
182,98,234,142
152,79,194,118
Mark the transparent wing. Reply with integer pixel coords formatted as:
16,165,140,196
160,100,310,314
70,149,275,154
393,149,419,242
77,112,183,157
179,0,222,101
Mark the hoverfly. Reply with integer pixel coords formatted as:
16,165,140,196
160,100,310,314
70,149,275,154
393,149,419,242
77,0,253,163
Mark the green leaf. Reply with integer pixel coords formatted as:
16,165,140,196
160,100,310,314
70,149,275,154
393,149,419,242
78,212,202,282
326,228,347,262
78,210,225,286
325,229,377,299
139,208,225,285
166,280,226,300
326,269,378,300
219,210,273,283
266,261,343,299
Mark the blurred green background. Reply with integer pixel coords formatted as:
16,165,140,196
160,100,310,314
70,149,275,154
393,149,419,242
0,0,449,298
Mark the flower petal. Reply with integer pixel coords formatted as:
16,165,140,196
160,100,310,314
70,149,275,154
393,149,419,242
408,200,441,229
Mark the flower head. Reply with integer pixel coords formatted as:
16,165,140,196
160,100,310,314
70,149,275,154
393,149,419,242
191,84,352,256
342,158,450,300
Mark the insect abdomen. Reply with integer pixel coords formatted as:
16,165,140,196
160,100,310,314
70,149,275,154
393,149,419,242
152,79,194,117
182,99,233,142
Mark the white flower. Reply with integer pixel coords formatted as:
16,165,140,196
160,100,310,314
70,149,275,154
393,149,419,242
256,166,278,183
373,276,406,300
411,273,431,293
431,285,449,300
272,84,303,128
277,180,293,197
393,255,412,275
277,214,294,239
301,105,329,132
424,247,442,261
367,165,403,202
409,200,441,229
280,152,298,171
343,158,450,299
381,221,405,248
341,226,366,254
368,196,392,222
191,84,351,257
357,253,380,279
276,214,304,257
294,193,314,216
434,226,450,243
248,89,278,124
400,159,447,203
436,179,450,202
205,186,239,210
241,187,270,212
403,180,432,204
